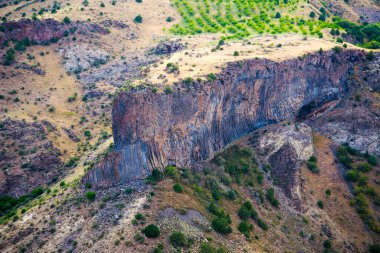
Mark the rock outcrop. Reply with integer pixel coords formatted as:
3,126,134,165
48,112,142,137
0,119,63,197
248,123,314,205
0,18,108,45
59,44,110,73
83,50,374,187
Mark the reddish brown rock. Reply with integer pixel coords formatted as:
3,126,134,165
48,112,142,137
83,50,376,188
0,18,109,45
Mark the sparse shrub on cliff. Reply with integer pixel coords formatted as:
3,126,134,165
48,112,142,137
317,200,324,209
184,77,193,85
3,48,15,65
207,73,217,81
238,203,251,220
356,162,372,173
367,154,378,166
142,224,160,238
65,156,79,167
63,16,71,24
164,86,173,94
164,165,179,179
238,221,253,237
135,212,145,220
146,169,163,184
307,156,319,174
366,51,375,61
266,188,279,207
212,217,232,234
256,218,268,230
134,232,145,243
85,191,96,201
169,231,188,248
332,46,342,54
173,183,183,193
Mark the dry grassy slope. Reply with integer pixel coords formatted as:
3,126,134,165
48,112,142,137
0,0,379,252
301,133,376,251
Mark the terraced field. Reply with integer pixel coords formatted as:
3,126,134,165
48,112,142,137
170,0,331,39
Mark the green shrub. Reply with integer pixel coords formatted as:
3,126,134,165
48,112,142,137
134,15,143,23
84,130,92,138
134,232,145,243
256,218,268,230
100,2,105,7
345,170,359,182
173,183,183,193
356,162,372,172
31,187,44,197
233,51,239,56
3,48,15,65
207,73,217,81
323,239,332,249
307,161,319,174
183,77,193,85
332,46,342,54
142,224,160,238
317,200,324,209
367,155,378,165
369,244,380,253
309,12,315,18
85,191,96,201
336,37,344,43
169,231,187,247
238,221,253,237
238,205,251,220
274,12,281,18
135,212,145,220
199,243,217,253
211,217,232,234
164,86,173,94
164,165,178,178
63,16,71,24
266,188,279,207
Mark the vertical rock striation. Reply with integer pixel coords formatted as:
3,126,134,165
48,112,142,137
83,50,370,187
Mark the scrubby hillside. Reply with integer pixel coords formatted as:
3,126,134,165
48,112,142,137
0,0,379,252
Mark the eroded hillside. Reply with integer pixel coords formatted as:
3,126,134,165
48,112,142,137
0,0,379,252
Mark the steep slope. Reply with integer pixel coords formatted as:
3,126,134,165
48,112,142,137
83,49,373,187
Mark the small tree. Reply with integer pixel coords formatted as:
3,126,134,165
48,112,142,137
63,16,71,24
100,2,105,7
275,12,281,18
142,224,160,238
309,11,315,18
173,183,183,193
86,191,96,201
134,15,143,23
169,231,187,247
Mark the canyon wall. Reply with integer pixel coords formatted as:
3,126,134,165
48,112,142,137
83,50,370,187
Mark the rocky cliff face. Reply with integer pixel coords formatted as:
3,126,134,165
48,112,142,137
0,18,108,45
83,50,371,187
